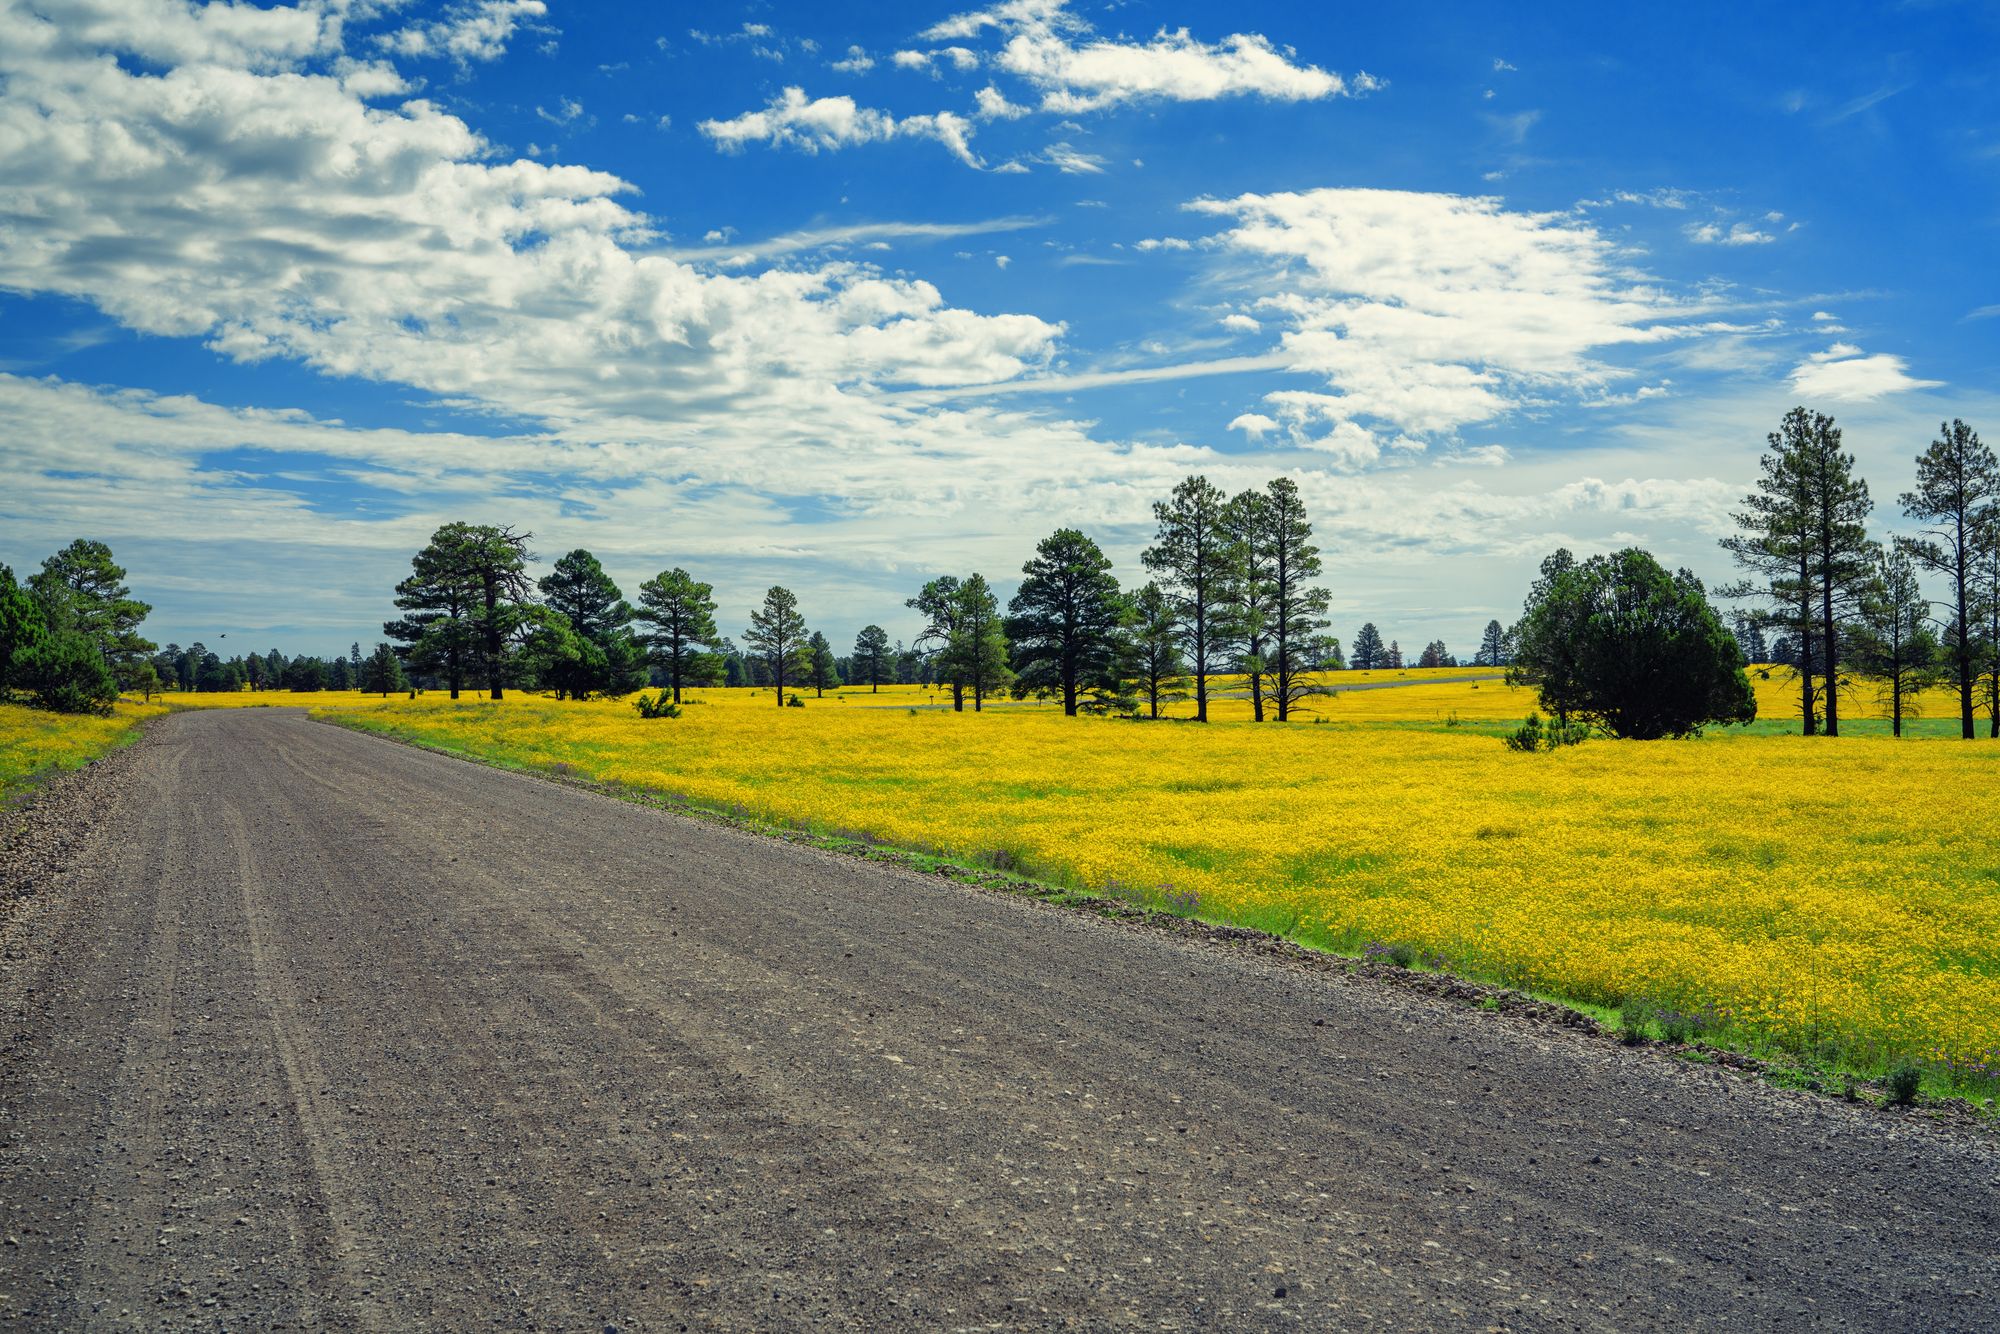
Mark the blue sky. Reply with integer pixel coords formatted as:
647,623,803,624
2,0,1996,658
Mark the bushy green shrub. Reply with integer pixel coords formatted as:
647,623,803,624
15,631,118,716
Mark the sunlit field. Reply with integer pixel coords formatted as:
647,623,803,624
0,699,163,801
262,677,2000,1095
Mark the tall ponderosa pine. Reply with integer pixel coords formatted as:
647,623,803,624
1261,478,1334,720
1722,408,1874,735
745,585,809,705
938,574,1011,711
851,624,891,692
1005,528,1124,716
634,568,720,703
1142,475,1235,722
1127,582,1188,719
1350,622,1386,671
1850,548,1937,738
1898,418,1997,740
1223,488,1275,720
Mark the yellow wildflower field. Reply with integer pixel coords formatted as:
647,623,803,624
317,687,2000,1085
0,699,163,798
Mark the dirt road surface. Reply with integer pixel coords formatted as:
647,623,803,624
3,709,1995,1330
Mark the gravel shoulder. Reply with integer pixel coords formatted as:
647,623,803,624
2,708,1996,1331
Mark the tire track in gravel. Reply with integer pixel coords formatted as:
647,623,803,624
3,707,1996,1331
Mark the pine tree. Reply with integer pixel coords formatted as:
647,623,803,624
29,539,154,682
851,625,891,692
1849,548,1937,738
362,641,408,696
907,575,968,711
1722,409,1872,735
1126,583,1188,718
808,631,840,696
538,548,646,698
1142,475,1236,722
1223,488,1275,721
938,574,1010,710
1476,619,1508,667
633,568,720,703
1350,622,1386,670
1261,478,1334,720
745,586,809,705
384,524,482,699
1386,640,1404,669
1005,528,1124,716
1898,418,1997,740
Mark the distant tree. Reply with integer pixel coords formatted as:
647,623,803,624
1475,619,1509,667
129,661,160,702
329,656,353,691
1849,548,1938,738
362,641,408,696
29,539,154,682
1512,547,1755,739
285,656,329,692
1731,615,1769,666
263,649,287,691
851,624,892,692
0,565,49,699
894,642,924,685
633,568,721,704
244,651,267,692
536,548,645,698
1142,475,1236,722
1417,640,1448,669
1351,622,1386,670
745,586,810,705
908,575,968,711
1386,640,1404,669
807,631,840,696
1006,528,1124,716
1222,488,1275,721
348,642,364,688
1126,582,1188,718
724,655,747,688
1898,418,1997,740
938,574,1011,711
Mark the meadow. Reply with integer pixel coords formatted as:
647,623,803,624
16,671,1994,1098
195,672,1999,1098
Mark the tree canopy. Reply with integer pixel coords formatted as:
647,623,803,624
1512,547,1756,740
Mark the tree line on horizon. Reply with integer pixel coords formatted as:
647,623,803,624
354,476,1515,720
6,406,1985,740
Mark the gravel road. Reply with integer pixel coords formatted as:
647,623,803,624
2,708,1995,1331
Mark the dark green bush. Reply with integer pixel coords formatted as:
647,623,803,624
15,631,118,716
